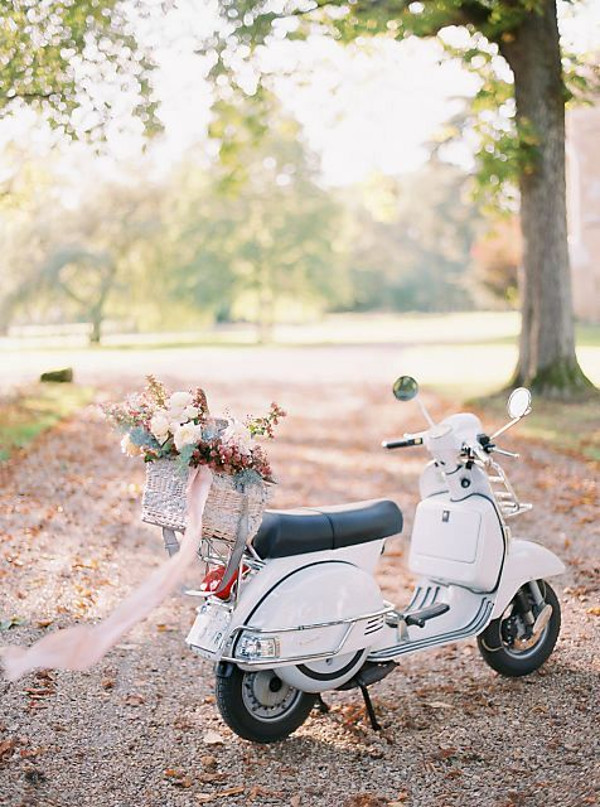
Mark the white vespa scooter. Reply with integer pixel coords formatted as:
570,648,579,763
181,378,564,743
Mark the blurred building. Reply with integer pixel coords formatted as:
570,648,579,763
567,104,600,322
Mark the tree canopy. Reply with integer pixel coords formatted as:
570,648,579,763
0,0,160,138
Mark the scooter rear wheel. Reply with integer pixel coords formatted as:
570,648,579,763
477,580,561,677
215,664,316,743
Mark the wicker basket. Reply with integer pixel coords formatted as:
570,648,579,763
141,458,270,541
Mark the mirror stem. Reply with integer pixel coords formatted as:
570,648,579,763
490,416,522,441
418,398,436,428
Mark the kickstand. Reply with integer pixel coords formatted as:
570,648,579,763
359,684,381,732
315,694,330,714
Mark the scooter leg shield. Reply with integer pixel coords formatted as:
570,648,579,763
491,539,565,619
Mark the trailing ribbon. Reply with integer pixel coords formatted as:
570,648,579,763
0,466,213,682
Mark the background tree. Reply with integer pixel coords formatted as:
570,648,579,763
2,181,163,343
0,0,159,139
471,217,521,307
164,109,349,342
211,0,597,397
342,162,480,312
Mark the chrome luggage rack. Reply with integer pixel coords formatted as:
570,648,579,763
160,496,262,605
485,458,533,519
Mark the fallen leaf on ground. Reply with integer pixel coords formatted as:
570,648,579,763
434,747,457,760
248,785,284,800
199,772,227,784
23,688,54,699
19,747,48,759
586,606,600,616
203,730,225,746
388,796,409,807
164,767,193,788
424,701,453,709
35,619,54,628
0,739,17,761
124,694,145,706
201,755,218,770
173,715,194,731
344,795,388,807
196,786,244,804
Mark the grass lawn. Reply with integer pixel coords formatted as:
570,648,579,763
470,395,600,464
0,383,94,462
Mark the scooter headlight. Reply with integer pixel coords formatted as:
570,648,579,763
236,634,280,660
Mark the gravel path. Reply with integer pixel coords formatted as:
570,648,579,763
0,377,598,807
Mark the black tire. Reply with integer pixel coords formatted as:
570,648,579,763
215,665,316,743
477,580,561,677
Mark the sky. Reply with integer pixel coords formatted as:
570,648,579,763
1,0,599,192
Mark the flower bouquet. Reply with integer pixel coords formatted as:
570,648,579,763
104,376,285,540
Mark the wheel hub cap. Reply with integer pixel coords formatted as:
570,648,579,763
241,671,301,722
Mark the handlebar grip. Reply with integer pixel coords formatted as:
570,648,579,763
382,437,424,450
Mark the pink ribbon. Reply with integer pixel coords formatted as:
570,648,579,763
0,466,213,682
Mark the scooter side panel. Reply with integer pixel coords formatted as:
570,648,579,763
490,538,565,618
231,539,386,633
231,561,388,667
186,540,387,664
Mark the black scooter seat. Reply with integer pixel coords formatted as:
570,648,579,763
252,499,403,560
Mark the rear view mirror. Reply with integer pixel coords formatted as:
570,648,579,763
507,387,532,420
393,376,419,402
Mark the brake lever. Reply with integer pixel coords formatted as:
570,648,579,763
491,447,520,459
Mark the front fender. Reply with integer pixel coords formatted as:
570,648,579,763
491,539,565,618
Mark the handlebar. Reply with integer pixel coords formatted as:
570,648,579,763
382,437,424,450
476,433,519,459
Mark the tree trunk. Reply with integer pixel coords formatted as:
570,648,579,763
257,286,275,344
501,0,595,398
87,260,116,346
256,259,275,344
90,314,102,345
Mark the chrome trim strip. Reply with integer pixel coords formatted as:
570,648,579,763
220,623,356,666
232,602,394,636
207,601,395,665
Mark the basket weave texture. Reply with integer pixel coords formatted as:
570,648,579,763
141,459,270,540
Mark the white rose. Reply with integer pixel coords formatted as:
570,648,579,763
173,422,203,451
150,412,170,444
221,419,254,455
120,433,141,457
182,405,199,421
167,391,194,420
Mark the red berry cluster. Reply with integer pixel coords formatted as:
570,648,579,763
190,439,273,482
247,402,287,439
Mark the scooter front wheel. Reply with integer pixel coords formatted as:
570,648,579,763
215,664,316,743
477,580,561,677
